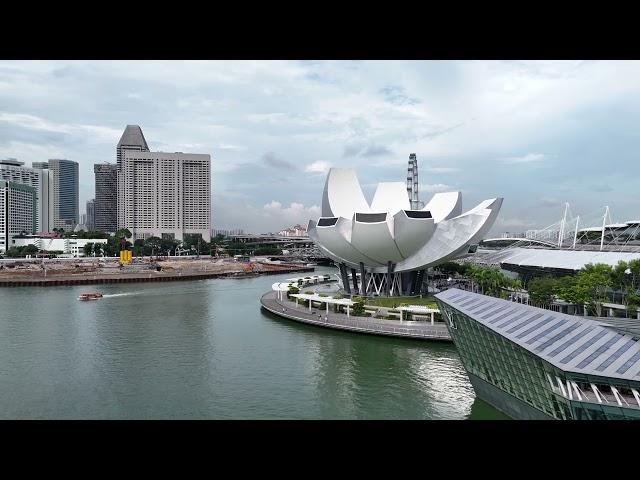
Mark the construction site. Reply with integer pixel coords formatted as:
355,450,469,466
0,256,314,286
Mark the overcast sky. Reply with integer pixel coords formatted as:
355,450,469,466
1,60,639,234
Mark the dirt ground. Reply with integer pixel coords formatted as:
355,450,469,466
0,257,309,280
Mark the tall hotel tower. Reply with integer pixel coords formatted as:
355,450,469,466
117,125,149,170
116,126,211,242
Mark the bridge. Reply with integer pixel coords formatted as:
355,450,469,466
480,237,559,248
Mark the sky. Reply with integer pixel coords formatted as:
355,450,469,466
1,60,639,235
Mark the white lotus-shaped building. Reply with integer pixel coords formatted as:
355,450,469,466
307,168,503,296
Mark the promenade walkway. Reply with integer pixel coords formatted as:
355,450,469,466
260,290,452,342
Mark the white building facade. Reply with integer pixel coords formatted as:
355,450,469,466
0,180,37,252
0,159,53,233
117,151,211,242
12,236,108,257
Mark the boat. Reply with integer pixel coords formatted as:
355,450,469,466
78,292,103,301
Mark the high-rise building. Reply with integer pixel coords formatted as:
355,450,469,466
118,151,211,242
47,159,79,230
86,199,95,231
32,162,49,170
94,163,117,233
116,125,149,171
0,180,36,252
0,159,53,233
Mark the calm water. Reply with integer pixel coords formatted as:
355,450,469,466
0,267,507,419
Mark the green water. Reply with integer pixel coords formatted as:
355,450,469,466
0,267,507,419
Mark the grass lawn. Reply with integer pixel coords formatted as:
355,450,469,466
364,296,439,308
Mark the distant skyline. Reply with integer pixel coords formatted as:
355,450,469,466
1,60,639,233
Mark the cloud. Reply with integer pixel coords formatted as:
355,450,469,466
426,166,460,173
305,161,331,174
421,183,454,193
494,217,538,228
262,152,296,169
591,184,613,192
380,85,421,106
361,144,392,157
342,142,391,158
3,60,640,232
501,153,548,164
537,197,561,207
262,201,321,230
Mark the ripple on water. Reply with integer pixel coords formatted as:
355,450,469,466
0,267,499,419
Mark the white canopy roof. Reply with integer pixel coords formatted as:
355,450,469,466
491,247,640,271
290,293,356,306
396,305,440,314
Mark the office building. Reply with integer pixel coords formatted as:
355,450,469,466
436,288,640,420
47,159,79,230
0,159,53,233
117,125,149,171
94,163,117,232
118,151,211,242
0,180,36,252
86,199,95,231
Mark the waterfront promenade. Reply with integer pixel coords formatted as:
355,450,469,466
260,290,452,341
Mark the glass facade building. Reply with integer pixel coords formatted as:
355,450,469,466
435,288,640,420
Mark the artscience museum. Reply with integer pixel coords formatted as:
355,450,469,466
307,168,503,297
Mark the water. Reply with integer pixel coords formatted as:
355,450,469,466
0,267,507,419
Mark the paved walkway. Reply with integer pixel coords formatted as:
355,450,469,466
260,291,452,342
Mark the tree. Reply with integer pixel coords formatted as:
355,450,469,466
560,263,612,316
351,297,366,316
93,242,103,257
83,242,94,257
527,276,558,305
114,228,132,240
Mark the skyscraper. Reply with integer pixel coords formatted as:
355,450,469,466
116,125,149,171
48,159,79,229
86,199,95,231
93,163,117,233
0,180,36,252
0,158,53,233
118,151,211,242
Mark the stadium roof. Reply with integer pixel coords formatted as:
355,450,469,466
436,288,640,381
483,247,640,271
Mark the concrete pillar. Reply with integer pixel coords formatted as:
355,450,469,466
347,305,350,317
351,268,359,294
359,262,366,296
431,312,434,325
339,263,351,294
386,261,393,297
